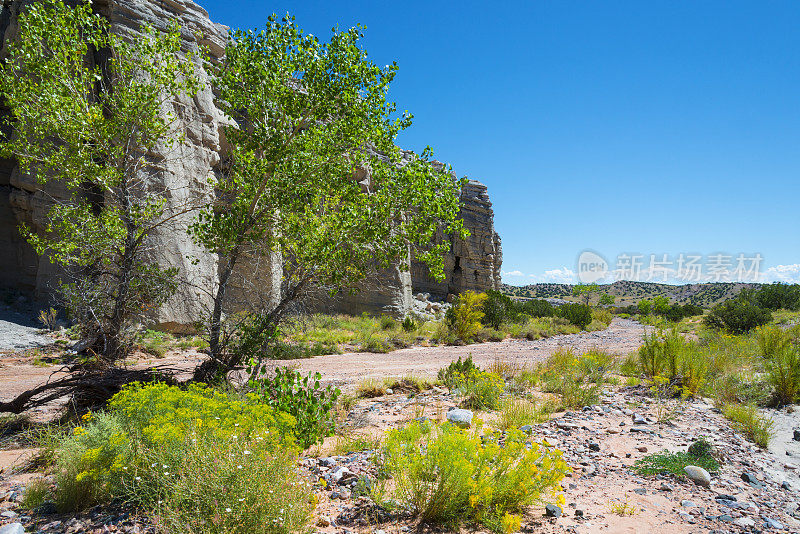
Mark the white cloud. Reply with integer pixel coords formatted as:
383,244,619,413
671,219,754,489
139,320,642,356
502,270,525,277
761,264,800,283
529,267,577,284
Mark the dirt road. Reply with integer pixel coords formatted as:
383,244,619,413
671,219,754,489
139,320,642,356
293,318,648,384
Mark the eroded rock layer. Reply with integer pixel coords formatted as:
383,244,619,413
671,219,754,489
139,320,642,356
0,0,502,324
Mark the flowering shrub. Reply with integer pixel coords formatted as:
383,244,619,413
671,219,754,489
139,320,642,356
376,420,568,533
49,383,312,532
445,291,488,341
438,354,480,388
454,369,505,410
537,349,615,408
109,382,296,450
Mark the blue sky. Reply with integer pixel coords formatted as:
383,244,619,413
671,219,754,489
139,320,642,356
201,0,800,285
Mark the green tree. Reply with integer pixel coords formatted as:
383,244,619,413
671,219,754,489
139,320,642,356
572,283,599,305
637,299,653,315
0,1,201,361
190,16,466,380
652,296,671,315
599,293,616,306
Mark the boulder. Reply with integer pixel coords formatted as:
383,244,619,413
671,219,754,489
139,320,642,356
684,465,711,487
447,408,473,428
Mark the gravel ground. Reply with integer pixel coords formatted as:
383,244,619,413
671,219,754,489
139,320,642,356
293,318,650,385
0,303,52,352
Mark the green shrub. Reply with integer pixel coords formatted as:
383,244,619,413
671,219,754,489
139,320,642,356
401,316,417,332
456,369,504,410
664,304,704,322
360,336,395,353
445,291,488,341
619,353,640,377
637,328,693,381
247,366,340,449
766,346,800,405
756,324,791,359
592,309,613,326
51,383,298,514
438,355,479,388
537,349,613,408
496,398,551,430
330,432,381,455
723,403,774,448
376,421,568,532
21,477,51,510
155,437,313,534
633,446,719,477
704,299,772,334
477,326,505,342
481,289,513,329
753,283,800,311
557,303,592,329
356,378,387,398
379,315,397,330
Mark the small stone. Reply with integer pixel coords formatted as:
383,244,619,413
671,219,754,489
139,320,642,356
338,488,351,499
588,442,600,452
782,481,792,490
680,500,695,508
734,517,755,528
0,524,25,534
741,472,763,487
636,446,648,453
317,516,331,527
447,408,473,428
545,504,562,517
684,465,711,487
632,413,647,425
331,466,356,484
385,388,393,395
659,483,674,492
0,511,18,518
793,428,800,441
519,425,533,434
764,518,784,530
574,509,584,517
633,488,646,495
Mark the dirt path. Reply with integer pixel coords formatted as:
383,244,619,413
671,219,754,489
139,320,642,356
294,318,648,384
0,319,646,411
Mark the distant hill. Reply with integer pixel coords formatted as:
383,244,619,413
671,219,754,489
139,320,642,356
502,280,762,308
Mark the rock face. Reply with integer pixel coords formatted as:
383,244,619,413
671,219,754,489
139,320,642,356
0,0,227,329
0,0,502,326
411,179,503,299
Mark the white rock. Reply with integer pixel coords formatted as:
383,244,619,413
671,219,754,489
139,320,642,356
0,523,25,534
684,465,711,487
447,408,473,428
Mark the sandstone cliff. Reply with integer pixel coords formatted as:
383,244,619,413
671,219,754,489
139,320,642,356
0,0,502,324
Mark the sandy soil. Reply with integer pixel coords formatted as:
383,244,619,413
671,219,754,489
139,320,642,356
3,318,798,533
292,319,649,384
